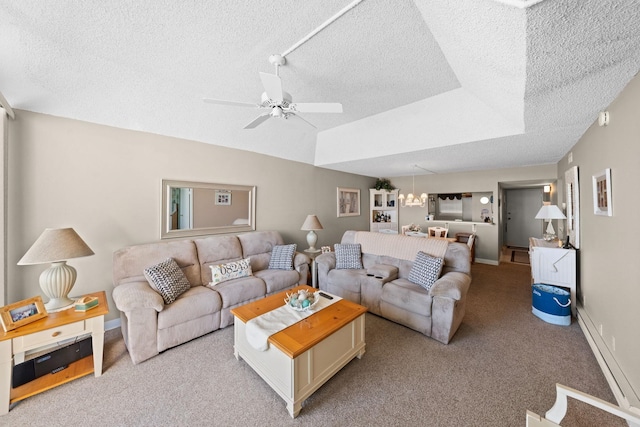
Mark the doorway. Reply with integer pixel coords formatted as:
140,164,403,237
504,188,542,247
178,188,193,230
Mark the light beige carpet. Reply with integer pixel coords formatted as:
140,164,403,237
3,263,625,426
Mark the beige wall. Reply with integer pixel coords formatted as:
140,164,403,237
7,111,374,322
389,165,557,262
556,73,640,408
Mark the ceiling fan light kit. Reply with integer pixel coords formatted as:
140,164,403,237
202,0,363,130
203,58,343,129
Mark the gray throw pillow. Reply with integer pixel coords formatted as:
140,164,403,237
143,258,191,304
335,243,363,269
408,251,444,291
268,244,297,270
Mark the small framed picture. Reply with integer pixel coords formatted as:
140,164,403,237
592,168,612,216
215,190,231,206
337,187,360,217
0,296,48,332
321,246,332,254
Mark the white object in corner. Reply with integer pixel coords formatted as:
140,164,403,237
598,111,609,126
530,246,577,317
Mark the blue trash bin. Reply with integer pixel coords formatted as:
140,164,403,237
532,283,571,326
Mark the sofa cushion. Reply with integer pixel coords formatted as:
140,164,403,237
253,269,300,294
268,244,296,270
381,278,433,316
327,269,366,294
209,257,252,286
143,258,191,304
335,243,363,269
157,285,222,330
408,251,444,291
213,276,266,308
194,235,244,285
114,239,201,287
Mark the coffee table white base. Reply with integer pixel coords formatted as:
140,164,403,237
233,314,365,418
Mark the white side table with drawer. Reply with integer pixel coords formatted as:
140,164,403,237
530,245,577,317
0,291,108,415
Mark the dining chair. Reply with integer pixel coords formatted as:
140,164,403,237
427,226,449,238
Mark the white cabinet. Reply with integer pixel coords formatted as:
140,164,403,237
530,245,577,316
370,189,399,233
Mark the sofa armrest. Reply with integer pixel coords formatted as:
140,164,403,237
429,272,472,344
316,252,335,268
112,281,165,313
294,252,310,269
366,264,398,282
429,272,471,300
293,252,311,285
315,253,336,289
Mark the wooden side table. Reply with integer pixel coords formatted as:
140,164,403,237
304,249,321,288
0,291,108,415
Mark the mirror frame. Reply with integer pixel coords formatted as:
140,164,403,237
161,179,256,239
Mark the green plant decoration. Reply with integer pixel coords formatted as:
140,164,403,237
374,178,395,191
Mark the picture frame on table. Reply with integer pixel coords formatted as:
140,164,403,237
337,187,360,217
592,168,612,216
0,296,48,332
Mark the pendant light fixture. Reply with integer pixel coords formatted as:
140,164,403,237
398,166,427,208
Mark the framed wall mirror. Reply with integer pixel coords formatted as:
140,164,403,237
161,179,256,239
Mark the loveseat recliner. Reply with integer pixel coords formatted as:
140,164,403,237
316,230,471,344
112,231,309,364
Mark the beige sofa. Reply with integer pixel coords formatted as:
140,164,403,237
316,231,471,344
112,231,309,364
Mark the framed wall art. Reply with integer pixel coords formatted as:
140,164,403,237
337,187,360,217
592,168,612,216
564,166,580,249
0,295,48,332
215,190,231,206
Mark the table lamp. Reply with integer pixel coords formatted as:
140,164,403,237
301,215,323,252
534,205,566,241
18,228,95,310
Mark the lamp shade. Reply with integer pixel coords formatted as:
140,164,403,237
301,215,323,231
18,228,94,265
534,205,566,220
18,228,94,310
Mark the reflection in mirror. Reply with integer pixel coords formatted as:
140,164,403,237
428,192,493,223
161,180,256,239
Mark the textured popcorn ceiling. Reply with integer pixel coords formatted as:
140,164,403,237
1,0,639,177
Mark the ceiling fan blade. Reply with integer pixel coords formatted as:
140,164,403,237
243,112,272,129
288,113,317,129
203,98,260,108
259,72,283,103
290,102,343,113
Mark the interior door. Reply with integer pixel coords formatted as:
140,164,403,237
178,188,192,230
505,188,542,247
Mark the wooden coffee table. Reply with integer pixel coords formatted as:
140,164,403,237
231,285,367,418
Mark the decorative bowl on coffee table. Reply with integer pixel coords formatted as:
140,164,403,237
284,290,320,312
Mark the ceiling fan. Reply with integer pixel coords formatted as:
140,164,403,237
203,55,343,129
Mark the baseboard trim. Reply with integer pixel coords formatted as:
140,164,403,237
577,307,640,415
105,318,121,331
476,258,499,265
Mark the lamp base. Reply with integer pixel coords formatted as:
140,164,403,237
306,230,318,252
45,297,75,311
40,261,77,312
